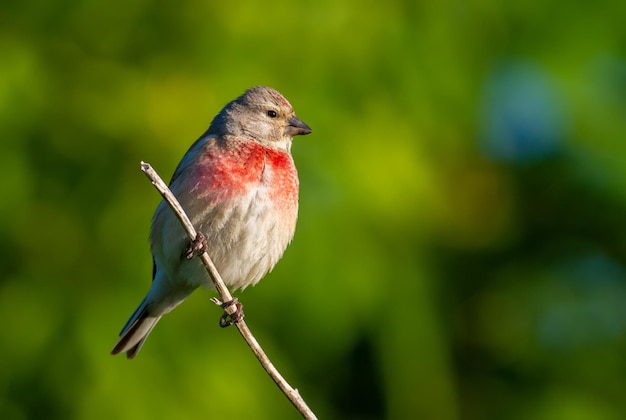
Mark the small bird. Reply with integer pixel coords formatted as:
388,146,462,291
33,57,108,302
112,86,311,358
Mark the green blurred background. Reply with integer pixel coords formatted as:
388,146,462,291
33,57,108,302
2,0,626,419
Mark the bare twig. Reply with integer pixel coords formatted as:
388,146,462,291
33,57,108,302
140,161,317,420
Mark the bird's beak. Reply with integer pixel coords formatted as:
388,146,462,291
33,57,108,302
285,115,312,137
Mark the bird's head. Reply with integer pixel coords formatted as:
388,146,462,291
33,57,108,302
210,86,312,151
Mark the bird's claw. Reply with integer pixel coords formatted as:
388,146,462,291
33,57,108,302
182,232,207,260
211,297,244,327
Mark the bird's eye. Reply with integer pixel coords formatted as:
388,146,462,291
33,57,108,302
267,110,277,118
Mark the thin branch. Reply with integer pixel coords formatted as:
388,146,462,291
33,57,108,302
140,161,317,420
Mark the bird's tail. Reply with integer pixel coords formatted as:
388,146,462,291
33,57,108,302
111,297,161,359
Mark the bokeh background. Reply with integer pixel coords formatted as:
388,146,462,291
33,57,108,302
1,0,626,419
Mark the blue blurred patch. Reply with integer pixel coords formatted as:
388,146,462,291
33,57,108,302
480,61,567,163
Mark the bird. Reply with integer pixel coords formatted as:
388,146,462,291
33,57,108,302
111,86,311,359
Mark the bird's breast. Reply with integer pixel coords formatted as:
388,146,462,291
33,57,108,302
175,141,299,289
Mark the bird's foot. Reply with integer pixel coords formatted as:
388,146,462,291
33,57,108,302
210,297,244,328
182,232,207,260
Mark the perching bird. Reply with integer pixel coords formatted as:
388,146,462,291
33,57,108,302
111,86,311,358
